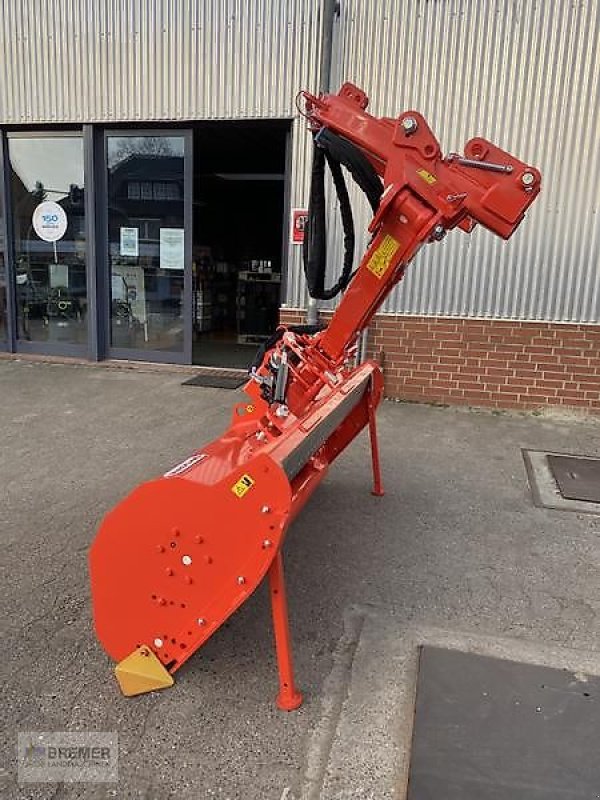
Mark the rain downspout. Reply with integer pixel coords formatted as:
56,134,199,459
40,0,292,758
306,0,338,326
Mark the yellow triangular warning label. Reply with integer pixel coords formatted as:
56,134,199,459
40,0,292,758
115,645,174,696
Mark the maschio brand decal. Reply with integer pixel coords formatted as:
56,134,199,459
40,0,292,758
163,453,208,478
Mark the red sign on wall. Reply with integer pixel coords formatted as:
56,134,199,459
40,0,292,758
291,209,308,244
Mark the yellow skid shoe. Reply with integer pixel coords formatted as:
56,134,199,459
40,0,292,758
115,645,174,696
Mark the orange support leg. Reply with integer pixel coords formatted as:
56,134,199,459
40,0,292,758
268,550,303,711
367,392,385,497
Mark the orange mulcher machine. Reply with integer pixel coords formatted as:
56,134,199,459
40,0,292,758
90,83,541,710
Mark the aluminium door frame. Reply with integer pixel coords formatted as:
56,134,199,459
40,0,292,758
0,128,16,352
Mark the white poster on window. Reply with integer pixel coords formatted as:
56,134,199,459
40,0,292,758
49,263,69,288
159,228,184,270
120,226,139,257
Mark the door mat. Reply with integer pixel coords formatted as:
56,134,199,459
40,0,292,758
181,374,246,390
408,646,600,799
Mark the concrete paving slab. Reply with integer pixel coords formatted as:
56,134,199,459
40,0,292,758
304,612,600,800
408,646,600,799
0,360,599,799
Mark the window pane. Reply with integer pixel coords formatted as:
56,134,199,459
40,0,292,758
107,135,185,354
9,135,87,345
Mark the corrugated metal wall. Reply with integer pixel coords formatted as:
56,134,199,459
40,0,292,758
0,0,321,304
0,0,322,122
1,1,597,323
303,0,599,323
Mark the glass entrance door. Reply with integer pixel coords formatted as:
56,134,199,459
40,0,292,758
105,131,192,362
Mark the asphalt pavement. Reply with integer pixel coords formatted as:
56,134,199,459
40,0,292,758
1,359,599,799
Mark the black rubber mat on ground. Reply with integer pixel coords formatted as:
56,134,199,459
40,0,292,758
181,374,246,389
408,647,600,799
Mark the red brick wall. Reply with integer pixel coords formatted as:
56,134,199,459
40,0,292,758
279,308,600,412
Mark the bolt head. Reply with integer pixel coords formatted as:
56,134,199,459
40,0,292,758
237,576,246,585
197,618,206,626
194,535,204,544
521,171,535,186
156,545,165,553
402,116,417,133
166,567,174,576
154,638,163,648
182,555,192,566
261,505,271,514
262,539,273,549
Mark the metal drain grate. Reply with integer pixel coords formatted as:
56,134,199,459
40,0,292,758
547,455,600,503
522,449,600,516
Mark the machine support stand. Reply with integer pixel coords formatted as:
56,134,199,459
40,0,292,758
367,391,385,497
268,550,303,711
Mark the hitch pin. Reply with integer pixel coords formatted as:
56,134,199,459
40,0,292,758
448,154,513,174
249,367,263,384
249,367,272,387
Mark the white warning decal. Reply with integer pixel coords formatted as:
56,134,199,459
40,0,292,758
163,453,208,478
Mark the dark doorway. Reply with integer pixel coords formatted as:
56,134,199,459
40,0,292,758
192,121,289,369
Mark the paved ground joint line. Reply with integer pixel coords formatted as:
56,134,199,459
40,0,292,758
298,607,366,800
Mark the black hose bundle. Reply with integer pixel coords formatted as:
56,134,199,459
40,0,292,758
303,128,383,300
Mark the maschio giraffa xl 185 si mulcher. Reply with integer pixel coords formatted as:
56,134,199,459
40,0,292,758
89,82,541,709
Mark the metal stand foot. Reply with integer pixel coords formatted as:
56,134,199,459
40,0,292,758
268,550,303,711
367,392,385,497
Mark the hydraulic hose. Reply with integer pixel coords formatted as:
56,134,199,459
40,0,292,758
303,128,383,301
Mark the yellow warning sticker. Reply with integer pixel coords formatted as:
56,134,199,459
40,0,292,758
231,473,255,498
366,234,400,279
417,168,437,185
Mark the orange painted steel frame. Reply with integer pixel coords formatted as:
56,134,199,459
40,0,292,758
89,83,541,709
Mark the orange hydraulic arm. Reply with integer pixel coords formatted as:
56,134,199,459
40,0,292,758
89,83,541,710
